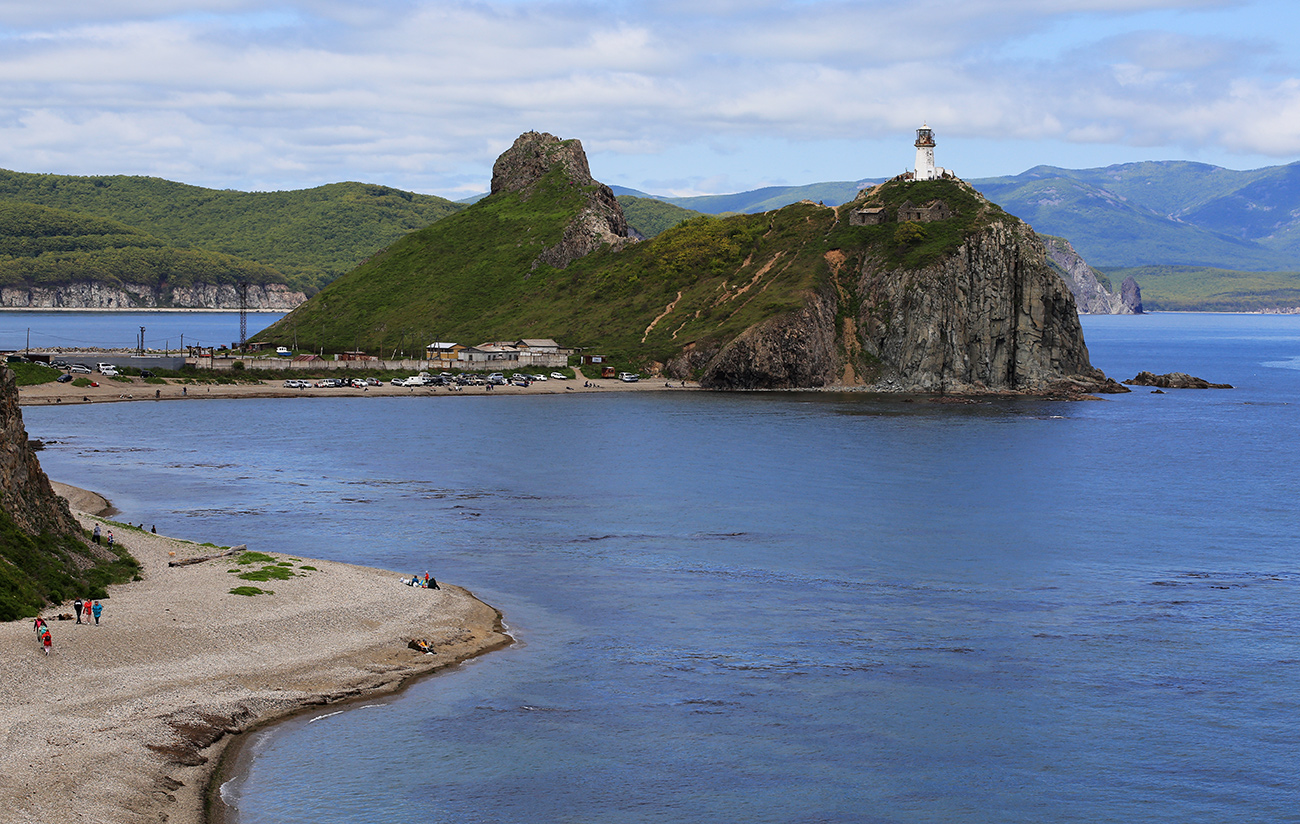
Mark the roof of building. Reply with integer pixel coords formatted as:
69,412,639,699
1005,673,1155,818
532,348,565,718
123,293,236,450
516,338,560,348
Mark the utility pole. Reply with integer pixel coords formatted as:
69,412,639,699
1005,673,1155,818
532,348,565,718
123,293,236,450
238,282,249,350
139,326,145,355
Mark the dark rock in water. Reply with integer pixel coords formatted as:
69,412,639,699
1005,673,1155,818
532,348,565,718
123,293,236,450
1120,276,1144,314
1151,389,1165,394
1124,371,1232,389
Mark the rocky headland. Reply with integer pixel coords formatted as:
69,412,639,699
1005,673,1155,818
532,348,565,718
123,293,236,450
1041,235,1142,315
695,180,1127,396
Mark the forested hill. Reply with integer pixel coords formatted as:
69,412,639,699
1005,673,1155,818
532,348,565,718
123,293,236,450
0,200,285,296
0,170,463,293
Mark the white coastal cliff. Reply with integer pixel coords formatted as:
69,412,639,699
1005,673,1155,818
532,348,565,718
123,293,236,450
0,281,306,310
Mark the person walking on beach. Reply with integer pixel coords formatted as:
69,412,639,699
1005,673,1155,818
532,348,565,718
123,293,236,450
41,629,51,656
33,616,46,636
74,598,84,624
92,601,102,625
107,530,113,548
92,523,100,544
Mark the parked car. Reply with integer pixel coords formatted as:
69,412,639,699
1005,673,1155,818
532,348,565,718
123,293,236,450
390,377,406,386
140,370,154,378
400,376,425,387
99,367,119,377
350,378,369,388
550,372,568,380
618,372,640,383
70,364,92,374
96,363,115,373
52,360,70,369
530,373,547,381
56,373,73,383
365,377,382,386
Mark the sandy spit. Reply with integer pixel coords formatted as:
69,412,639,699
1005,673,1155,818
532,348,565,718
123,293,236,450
0,487,512,824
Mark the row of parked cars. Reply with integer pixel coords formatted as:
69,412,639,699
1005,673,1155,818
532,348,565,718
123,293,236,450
281,371,572,389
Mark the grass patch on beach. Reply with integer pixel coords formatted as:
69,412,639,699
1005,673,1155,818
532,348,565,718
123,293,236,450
229,586,272,597
237,565,296,582
299,565,317,571
235,551,276,565
6,362,61,386
72,377,94,387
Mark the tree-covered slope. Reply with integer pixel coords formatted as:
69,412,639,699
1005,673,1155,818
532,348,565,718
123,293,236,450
616,195,703,237
0,171,463,293
0,201,284,291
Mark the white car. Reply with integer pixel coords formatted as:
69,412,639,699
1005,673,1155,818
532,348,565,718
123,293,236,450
550,372,568,380
99,366,119,377
69,364,92,374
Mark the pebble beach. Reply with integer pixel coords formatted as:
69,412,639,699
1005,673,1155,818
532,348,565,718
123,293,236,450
0,485,511,824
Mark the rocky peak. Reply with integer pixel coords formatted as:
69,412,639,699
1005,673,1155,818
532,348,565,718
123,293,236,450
491,131,595,196
490,131,631,270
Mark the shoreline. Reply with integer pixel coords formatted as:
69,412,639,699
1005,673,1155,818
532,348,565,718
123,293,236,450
16,373,697,406
0,484,512,824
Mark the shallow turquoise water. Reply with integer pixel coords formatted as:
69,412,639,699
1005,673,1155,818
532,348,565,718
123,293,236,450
25,313,1300,823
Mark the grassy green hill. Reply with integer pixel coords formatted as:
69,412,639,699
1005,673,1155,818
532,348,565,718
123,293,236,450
260,175,1004,370
0,170,463,293
0,201,283,291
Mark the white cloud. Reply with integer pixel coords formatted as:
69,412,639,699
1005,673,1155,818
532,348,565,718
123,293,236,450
0,0,1296,196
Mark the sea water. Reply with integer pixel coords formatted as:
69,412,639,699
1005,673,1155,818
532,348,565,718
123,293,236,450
23,313,1300,823
0,310,284,353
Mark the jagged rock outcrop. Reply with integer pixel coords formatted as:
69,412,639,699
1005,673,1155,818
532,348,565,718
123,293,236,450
1124,371,1231,389
700,182,1126,396
0,368,81,537
1041,235,1137,314
0,282,305,310
1120,276,1143,314
490,131,631,270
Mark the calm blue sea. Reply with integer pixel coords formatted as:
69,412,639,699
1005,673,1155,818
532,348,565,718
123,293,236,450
0,310,284,352
22,313,1300,824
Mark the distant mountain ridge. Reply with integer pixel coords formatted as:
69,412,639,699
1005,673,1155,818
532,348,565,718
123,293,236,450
618,161,1300,272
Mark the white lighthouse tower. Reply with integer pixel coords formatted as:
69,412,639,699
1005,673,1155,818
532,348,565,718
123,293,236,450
913,125,945,181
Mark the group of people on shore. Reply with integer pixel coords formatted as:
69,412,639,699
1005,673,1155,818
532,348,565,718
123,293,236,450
403,572,440,590
32,598,103,656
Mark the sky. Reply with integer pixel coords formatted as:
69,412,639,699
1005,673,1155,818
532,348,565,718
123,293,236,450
2,0,1300,199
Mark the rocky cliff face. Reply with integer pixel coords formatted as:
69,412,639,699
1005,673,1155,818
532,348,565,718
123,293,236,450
490,131,631,270
0,282,305,310
0,368,81,537
700,183,1122,395
1041,235,1138,314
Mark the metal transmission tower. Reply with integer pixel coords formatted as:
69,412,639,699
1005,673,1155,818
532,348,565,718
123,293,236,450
238,282,249,350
